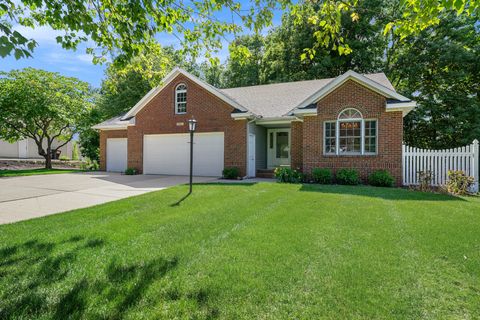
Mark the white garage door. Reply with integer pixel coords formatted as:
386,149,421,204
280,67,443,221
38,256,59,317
106,138,128,172
143,132,224,176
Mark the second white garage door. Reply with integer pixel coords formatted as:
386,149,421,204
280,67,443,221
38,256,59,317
106,138,128,172
143,132,224,176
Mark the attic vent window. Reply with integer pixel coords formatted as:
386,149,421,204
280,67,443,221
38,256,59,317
175,83,187,114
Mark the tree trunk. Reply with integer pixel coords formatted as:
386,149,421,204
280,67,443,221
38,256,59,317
45,146,52,169
45,154,52,169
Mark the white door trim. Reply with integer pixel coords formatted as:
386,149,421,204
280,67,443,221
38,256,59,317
248,133,256,177
267,128,291,168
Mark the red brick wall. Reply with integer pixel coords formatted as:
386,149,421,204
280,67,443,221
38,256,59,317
302,80,403,185
127,74,247,175
291,121,303,170
99,129,128,171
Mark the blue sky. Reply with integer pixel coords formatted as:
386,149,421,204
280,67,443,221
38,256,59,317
0,5,284,88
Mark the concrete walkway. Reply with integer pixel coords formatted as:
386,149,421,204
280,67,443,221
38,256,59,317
0,172,216,224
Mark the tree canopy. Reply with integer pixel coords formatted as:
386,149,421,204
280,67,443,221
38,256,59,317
395,13,480,149
0,68,94,168
1,0,478,65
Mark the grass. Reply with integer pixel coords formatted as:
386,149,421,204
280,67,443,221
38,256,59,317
0,168,81,177
0,183,479,319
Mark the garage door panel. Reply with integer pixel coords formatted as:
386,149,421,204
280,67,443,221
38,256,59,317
143,133,224,176
106,138,128,172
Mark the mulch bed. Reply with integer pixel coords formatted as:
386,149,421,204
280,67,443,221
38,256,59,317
0,159,83,170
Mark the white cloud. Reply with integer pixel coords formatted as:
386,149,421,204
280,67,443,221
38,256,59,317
13,25,63,45
45,51,96,66
76,54,93,63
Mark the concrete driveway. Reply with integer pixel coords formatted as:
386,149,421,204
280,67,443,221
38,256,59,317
0,172,217,224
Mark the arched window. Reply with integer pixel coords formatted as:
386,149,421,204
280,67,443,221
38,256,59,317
338,108,362,120
175,83,187,114
324,108,377,155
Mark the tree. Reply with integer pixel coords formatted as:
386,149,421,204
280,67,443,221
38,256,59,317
391,14,480,149
224,35,265,87
263,0,392,83
222,0,394,86
77,107,101,161
0,68,94,168
199,61,225,88
1,0,478,64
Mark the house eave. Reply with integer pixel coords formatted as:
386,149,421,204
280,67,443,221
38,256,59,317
291,108,317,117
386,101,416,117
91,125,128,130
255,116,299,125
231,112,256,120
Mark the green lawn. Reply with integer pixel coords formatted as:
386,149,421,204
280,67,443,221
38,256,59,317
0,168,80,177
0,183,479,319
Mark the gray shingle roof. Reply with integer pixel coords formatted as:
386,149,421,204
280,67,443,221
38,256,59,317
92,114,134,129
220,73,394,118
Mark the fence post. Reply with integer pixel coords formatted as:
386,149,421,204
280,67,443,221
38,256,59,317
473,139,479,193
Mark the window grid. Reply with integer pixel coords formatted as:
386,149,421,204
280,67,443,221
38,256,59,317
364,120,377,154
323,108,377,156
324,122,336,154
175,84,187,114
339,121,361,154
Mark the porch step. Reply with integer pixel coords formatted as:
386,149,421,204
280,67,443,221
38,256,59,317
256,169,275,179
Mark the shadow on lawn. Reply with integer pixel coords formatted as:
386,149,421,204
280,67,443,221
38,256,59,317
191,182,463,202
170,182,258,206
0,235,185,319
299,184,466,201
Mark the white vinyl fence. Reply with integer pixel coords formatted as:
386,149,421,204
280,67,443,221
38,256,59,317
402,139,479,192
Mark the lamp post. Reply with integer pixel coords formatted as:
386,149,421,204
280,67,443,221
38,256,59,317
188,118,197,194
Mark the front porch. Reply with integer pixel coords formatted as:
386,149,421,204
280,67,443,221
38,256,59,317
247,119,302,178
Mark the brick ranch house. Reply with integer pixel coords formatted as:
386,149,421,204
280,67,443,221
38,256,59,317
93,67,416,185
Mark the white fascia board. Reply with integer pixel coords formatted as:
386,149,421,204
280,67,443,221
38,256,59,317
291,108,317,116
91,125,128,130
255,116,298,125
386,101,417,117
231,112,255,120
122,67,248,119
292,70,411,112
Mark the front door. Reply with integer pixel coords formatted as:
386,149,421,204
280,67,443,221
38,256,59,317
267,129,291,168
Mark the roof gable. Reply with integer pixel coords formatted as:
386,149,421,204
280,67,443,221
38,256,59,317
291,70,411,114
122,68,248,120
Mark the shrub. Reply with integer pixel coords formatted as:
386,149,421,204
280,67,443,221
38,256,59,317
417,170,433,192
80,159,99,171
274,167,304,183
368,170,394,187
125,168,138,175
446,170,474,195
59,155,70,161
336,168,360,185
223,167,240,179
312,168,333,184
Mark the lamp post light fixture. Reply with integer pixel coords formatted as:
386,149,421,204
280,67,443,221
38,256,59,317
188,118,197,194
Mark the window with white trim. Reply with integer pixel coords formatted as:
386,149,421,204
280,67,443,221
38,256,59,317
175,83,187,114
324,108,377,155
